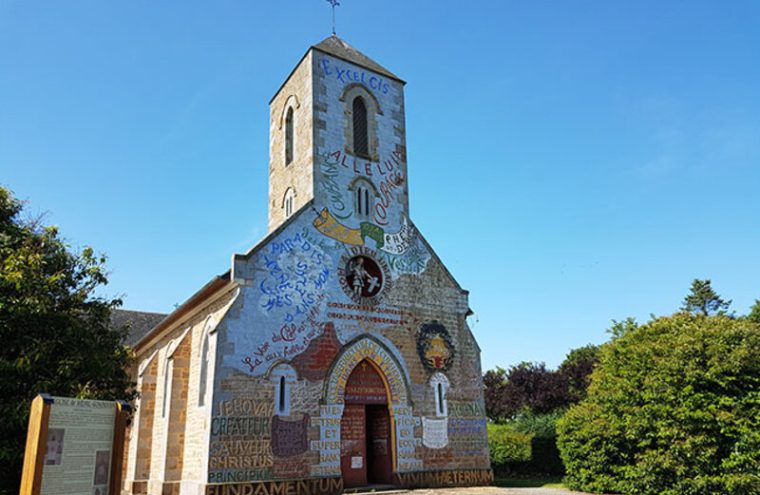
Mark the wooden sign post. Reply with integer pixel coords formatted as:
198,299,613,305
19,394,131,495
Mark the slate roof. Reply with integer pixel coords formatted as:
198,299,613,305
111,309,168,347
312,35,403,83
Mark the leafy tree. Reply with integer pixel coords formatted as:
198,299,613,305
558,344,600,403
485,345,601,422
681,278,732,316
606,316,639,339
748,299,760,325
0,187,135,494
483,366,510,421
484,362,571,420
504,362,570,415
557,313,760,495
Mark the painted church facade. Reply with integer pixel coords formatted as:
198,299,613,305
122,37,492,495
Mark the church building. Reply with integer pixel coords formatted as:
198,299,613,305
121,36,492,495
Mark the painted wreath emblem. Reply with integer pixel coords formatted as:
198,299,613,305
416,322,456,373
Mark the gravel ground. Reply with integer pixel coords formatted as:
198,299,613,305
404,487,594,495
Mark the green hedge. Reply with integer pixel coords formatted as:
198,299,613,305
488,412,566,476
487,423,532,465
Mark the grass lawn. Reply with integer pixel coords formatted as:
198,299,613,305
494,476,566,488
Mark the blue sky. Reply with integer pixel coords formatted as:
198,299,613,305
2,1,759,371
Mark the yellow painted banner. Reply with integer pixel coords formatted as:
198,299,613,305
312,208,364,246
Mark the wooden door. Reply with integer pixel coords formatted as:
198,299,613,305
340,404,366,488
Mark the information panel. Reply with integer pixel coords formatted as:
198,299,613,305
40,397,116,495
20,395,127,495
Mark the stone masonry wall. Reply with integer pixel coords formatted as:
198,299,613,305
124,287,238,495
268,51,315,233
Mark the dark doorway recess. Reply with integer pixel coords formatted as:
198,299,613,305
340,360,393,489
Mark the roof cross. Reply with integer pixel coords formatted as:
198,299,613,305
326,0,340,35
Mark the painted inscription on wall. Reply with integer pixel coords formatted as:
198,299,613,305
258,231,330,320
344,360,388,404
447,417,489,458
313,208,414,255
380,237,431,276
394,469,494,489
393,404,423,473
208,399,274,483
422,417,448,449
325,339,407,405
321,57,391,94
310,404,343,477
228,228,334,376
206,477,343,495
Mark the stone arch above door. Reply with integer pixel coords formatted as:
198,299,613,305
323,336,411,406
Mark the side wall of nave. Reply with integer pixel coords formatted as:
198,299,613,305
123,286,239,495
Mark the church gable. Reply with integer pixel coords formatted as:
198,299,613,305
224,200,448,378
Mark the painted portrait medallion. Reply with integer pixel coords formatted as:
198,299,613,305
338,247,391,305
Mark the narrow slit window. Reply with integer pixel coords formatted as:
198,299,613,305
285,107,294,165
162,358,172,418
437,382,444,415
198,334,209,407
278,376,287,414
364,189,369,216
352,97,369,156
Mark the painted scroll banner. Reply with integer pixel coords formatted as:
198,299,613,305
313,208,364,246
313,209,414,255
422,417,448,449
381,217,413,255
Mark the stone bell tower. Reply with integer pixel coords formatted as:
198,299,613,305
268,35,410,235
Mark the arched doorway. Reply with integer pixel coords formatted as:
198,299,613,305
315,337,416,484
340,359,393,488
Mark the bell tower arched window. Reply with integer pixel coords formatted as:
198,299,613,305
357,186,369,217
352,96,369,157
285,107,294,166
340,84,382,161
349,177,377,220
283,188,295,218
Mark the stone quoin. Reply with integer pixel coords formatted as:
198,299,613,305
118,35,491,495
